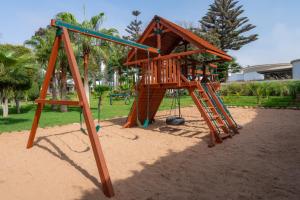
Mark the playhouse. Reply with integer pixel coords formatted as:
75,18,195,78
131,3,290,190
26,15,239,198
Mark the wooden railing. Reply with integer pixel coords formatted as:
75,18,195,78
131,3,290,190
141,58,181,85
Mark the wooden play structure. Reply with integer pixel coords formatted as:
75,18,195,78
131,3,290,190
124,16,239,144
26,19,159,198
26,15,239,198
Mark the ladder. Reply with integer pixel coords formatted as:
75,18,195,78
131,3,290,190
189,82,232,146
203,82,239,133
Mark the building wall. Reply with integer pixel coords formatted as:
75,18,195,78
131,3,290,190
244,71,264,81
292,59,300,80
228,73,244,82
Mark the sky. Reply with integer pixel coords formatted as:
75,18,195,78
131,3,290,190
0,0,299,67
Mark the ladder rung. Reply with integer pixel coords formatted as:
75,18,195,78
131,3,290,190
212,115,219,120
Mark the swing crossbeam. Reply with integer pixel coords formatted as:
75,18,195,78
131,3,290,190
51,19,160,54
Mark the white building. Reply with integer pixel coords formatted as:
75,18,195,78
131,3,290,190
291,59,300,80
228,60,300,82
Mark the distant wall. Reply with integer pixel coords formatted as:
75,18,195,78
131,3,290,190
244,71,264,81
292,59,300,80
228,73,244,82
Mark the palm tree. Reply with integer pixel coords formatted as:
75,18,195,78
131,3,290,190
77,13,119,104
0,45,34,117
55,12,78,112
24,27,58,110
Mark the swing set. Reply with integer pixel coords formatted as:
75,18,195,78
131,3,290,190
27,15,239,198
26,18,158,198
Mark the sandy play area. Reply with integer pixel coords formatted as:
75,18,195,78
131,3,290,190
0,107,299,200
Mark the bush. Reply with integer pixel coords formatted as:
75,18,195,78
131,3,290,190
94,85,110,97
27,82,40,101
221,80,300,99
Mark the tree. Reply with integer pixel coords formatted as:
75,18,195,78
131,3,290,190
199,0,258,80
25,27,58,110
77,13,118,105
125,10,142,41
0,44,34,117
55,12,79,112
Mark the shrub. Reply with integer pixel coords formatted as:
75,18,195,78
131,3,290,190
94,85,110,97
27,82,40,101
220,80,300,99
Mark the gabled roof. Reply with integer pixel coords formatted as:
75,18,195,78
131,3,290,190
126,15,231,63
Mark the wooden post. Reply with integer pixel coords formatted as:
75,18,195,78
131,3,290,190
27,36,61,148
61,28,114,197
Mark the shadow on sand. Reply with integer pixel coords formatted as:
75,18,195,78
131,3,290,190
34,108,300,200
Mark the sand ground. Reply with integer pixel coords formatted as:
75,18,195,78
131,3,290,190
0,107,300,200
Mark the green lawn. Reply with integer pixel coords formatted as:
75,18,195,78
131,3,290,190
0,95,299,133
0,95,194,133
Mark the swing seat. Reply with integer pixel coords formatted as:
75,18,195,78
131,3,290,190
96,124,101,132
166,116,185,125
143,119,150,128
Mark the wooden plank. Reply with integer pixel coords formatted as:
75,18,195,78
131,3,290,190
172,58,176,82
157,60,161,83
62,28,114,197
152,61,157,84
35,99,82,106
177,60,181,87
124,49,206,66
156,22,162,50
150,60,154,84
206,50,232,61
27,36,61,149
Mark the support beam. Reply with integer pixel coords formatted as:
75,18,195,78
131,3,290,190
124,49,206,66
35,99,82,106
61,28,114,197
27,36,61,148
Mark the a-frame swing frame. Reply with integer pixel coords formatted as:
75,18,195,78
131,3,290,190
26,28,114,197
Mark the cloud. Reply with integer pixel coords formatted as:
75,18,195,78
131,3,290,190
231,23,300,67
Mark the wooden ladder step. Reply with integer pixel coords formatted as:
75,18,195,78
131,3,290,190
211,115,220,120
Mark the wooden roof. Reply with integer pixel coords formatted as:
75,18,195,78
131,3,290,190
126,15,232,64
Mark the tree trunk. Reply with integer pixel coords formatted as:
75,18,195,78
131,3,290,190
15,97,21,114
83,53,90,106
92,73,96,90
2,97,8,118
51,71,59,110
60,64,68,112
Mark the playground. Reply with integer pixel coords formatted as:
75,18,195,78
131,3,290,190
1,1,300,199
1,107,299,200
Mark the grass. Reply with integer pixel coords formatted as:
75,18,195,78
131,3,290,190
1,95,299,133
0,95,194,133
